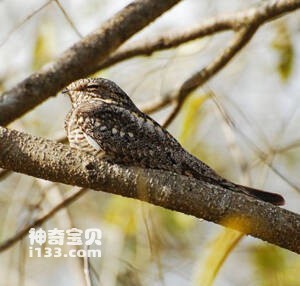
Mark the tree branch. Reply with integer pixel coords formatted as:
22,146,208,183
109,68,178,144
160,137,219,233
1,1,299,126
98,0,300,118
163,26,257,127
0,0,181,126
94,16,238,71
0,126,299,254
95,0,298,71
162,0,300,127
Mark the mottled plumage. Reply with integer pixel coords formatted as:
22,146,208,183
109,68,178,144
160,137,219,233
63,78,284,206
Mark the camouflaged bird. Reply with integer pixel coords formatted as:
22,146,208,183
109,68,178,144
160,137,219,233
63,78,284,206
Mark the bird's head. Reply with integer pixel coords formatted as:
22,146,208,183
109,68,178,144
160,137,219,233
62,78,135,108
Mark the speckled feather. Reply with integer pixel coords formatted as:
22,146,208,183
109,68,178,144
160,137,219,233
63,78,284,206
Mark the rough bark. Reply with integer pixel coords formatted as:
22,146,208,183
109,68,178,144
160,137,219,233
0,126,299,254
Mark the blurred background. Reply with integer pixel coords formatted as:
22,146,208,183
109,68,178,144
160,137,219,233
0,0,300,285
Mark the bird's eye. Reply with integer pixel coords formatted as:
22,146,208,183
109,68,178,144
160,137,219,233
87,84,99,90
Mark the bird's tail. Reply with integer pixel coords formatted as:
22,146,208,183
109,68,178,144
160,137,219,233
181,152,285,206
233,184,285,206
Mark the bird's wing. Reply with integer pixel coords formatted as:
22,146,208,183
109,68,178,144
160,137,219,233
76,102,182,170
76,103,285,205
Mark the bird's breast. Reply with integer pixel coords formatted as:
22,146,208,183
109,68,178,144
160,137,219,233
66,109,102,155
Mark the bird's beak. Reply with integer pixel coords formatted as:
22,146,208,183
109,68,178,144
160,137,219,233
62,87,69,94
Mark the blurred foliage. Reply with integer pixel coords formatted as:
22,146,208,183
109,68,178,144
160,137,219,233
251,245,300,286
178,93,210,163
1,1,300,285
280,147,300,170
193,226,243,286
179,92,245,286
178,92,225,174
0,80,4,93
32,18,55,70
104,196,138,236
103,195,197,253
177,38,209,56
179,92,210,151
271,21,294,82
156,207,195,234
117,268,142,286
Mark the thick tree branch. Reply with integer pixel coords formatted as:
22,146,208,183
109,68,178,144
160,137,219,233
0,126,299,254
1,1,299,126
0,0,181,126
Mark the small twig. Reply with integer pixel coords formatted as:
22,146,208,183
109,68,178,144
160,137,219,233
163,26,257,127
210,92,300,193
146,0,300,124
210,90,250,183
95,16,238,71
0,188,88,252
0,0,52,48
83,245,92,286
95,0,300,72
54,0,82,38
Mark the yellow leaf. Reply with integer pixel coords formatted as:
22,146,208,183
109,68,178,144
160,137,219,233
252,245,300,286
193,228,243,286
32,19,55,70
104,196,138,235
271,21,294,82
179,93,209,151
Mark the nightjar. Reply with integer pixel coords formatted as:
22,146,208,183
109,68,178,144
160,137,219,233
63,78,284,206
